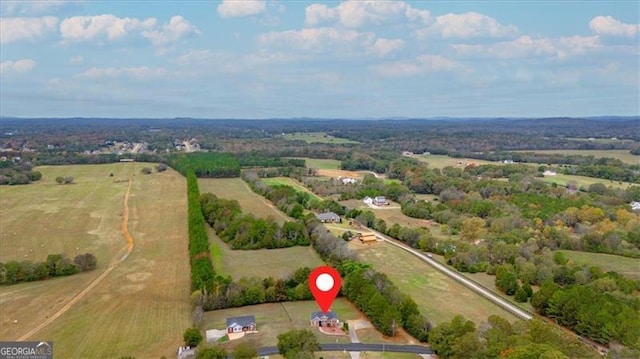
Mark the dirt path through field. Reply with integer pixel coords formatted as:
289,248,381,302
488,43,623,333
17,178,135,341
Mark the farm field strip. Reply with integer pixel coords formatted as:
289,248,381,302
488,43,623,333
558,250,640,280
514,149,640,165
261,177,324,201
281,132,360,144
0,163,191,358
348,239,522,325
198,178,290,224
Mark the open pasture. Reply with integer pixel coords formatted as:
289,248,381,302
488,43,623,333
293,157,342,170
558,250,640,280
410,154,497,169
541,173,635,189
0,163,191,358
340,199,433,229
282,132,359,144
198,178,291,225
348,240,520,325
261,177,324,201
208,229,323,279
515,149,639,165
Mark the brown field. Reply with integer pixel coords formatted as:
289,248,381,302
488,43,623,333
198,178,290,225
348,240,520,325
0,163,191,358
410,154,497,169
208,229,324,279
318,169,365,179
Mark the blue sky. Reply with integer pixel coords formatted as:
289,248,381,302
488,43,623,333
0,0,638,118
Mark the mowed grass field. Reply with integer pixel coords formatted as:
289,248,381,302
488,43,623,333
261,177,324,201
340,200,433,229
410,154,497,169
515,149,639,165
0,163,191,358
541,173,635,189
558,250,640,280
198,178,290,225
282,132,359,144
208,229,323,279
291,157,342,170
203,299,417,350
348,240,520,325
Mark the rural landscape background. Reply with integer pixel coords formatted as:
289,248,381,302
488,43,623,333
1,0,639,358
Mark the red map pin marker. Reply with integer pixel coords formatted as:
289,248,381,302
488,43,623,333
309,266,342,314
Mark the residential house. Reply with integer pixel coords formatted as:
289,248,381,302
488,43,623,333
631,201,640,211
317,212,341,223
341,177,358,185
310,311,339,327
373,196,388,206
543,170,557,176
363,196,373,205
226,315,257,333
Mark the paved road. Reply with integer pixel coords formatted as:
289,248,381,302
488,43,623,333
257,343,434,356
368,228,534,321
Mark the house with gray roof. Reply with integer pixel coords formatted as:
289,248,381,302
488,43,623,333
226,315,256,333
316,211,341,223
310,311,339,327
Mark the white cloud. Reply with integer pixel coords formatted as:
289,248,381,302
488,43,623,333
258,27,375,54
142,16,200,46
59,14,156,43
78,66,166,79
305,0,430,28
452,35,599,60
372,55,461,76
0,59,36,74
372,38,404,57
416,12,518,39
0,16,59,44
589,16,639,37
69,56,84,65
218,0,266,18
0,0,78,16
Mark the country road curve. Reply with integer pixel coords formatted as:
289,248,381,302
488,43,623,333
368,228,534,321
256,343,434,356
17,178,135,341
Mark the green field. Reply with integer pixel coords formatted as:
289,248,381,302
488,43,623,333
558,250,640,280
0,163,191,358
292,157,342,170
208,229,323,279
410,154,497,169
349,240,520,325
564,137,638,145
202,299,416,350
282,132,359,144
261,177,324,201
198,178,291,225
541,173,635,189
340,199,433,229
515,149,640,165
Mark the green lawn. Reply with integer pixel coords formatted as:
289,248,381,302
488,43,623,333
198,178,291,225
262,177,324,201
541,173,634,189
208,229,324,279
292,157,342,170
558,250,640,280
515,149,640,165
348,240,520,325
282,132,359,144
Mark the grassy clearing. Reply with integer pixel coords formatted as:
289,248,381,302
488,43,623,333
198,178,290,225
410,154,497,169
558,250,640,280
564,137,638,145
541,173,634,189
514,149,639,165
202,299,362,348
282,132,359,144
348,240,520,325
292,157,342,170
208,229,324,279
261,177,324,201
340,200,433,229
0,163,191,358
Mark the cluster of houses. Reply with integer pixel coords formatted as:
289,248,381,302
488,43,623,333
337,176,358,185
363,196,389,206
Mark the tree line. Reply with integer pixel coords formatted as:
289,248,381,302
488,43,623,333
0,253,97,284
